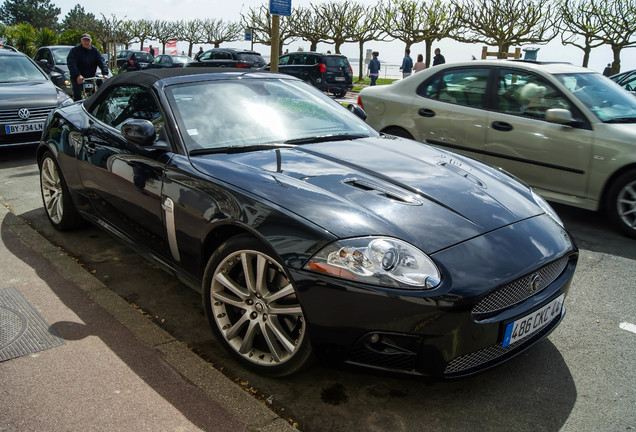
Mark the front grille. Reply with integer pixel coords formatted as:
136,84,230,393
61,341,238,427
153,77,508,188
472,256,569,319
0,106,55,123
444,312,561,376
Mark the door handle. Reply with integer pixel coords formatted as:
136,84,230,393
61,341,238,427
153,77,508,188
83,137,97,155
492,121,513,132
418,108,435,118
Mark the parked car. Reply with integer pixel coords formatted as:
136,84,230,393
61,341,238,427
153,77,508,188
37,68,578,378
116,50,154,72
194,48,265,69
0,45,72,148
359,59,636,238
33,45,74,96
144,54,194,69
609,69,636,95
266,51,353,98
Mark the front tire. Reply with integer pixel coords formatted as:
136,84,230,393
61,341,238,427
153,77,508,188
202,235,312,376
39,151,83,231
607,170,636,238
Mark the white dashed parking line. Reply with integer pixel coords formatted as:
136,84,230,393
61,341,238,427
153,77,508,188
619,322,636,334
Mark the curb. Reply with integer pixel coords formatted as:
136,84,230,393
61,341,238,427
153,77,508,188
0,203,297,432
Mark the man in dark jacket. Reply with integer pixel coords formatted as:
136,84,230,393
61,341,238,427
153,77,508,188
433,48,446,66
67,33,109,101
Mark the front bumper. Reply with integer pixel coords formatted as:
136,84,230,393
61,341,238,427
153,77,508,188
291,214,578,378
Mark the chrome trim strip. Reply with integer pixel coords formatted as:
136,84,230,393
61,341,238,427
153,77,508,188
162,197,180,262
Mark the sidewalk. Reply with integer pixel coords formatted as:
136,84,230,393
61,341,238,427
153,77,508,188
0,203,297,432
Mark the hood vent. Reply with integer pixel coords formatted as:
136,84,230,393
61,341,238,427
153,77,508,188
343,178,422,205
439,162,487,189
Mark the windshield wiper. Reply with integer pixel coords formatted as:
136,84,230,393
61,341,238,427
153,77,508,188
604,116,636,124
189,143,294,156
284,133,370,145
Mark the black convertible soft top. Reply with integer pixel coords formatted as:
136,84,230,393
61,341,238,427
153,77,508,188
83,67,284,111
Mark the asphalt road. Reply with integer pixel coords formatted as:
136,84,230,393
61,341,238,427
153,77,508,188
1,145,634,432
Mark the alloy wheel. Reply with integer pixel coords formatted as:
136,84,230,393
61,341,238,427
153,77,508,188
40,157,64,225
616,179,636,231
210,249,306,367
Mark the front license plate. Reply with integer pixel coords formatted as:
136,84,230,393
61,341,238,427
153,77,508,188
84,83,94,88
4,122,44,134
335,76,345,81
502,294,564,347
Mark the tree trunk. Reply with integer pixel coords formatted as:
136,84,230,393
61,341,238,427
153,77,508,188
335,41,342,54
425,39,432,67
611,44,621,74
310,41,317,52
188,42,193,57
214,42,220,48
358,41,364,81
581,46,591,67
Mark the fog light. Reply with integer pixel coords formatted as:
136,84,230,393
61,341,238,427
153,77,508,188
370,333,380,343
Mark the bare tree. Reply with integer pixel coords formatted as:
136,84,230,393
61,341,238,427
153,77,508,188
241,5,296,53
591,0,636,74
290,6,329,52
200,18,241,49
383,0,453,67
151,20,178,54
177,19,206,56
98,14,127,69
558,0,604,67
125,19,153,51
349,3,390,80
450,0,559,58
311,1,359,54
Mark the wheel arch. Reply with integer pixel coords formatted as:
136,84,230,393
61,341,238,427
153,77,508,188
380,125,415,140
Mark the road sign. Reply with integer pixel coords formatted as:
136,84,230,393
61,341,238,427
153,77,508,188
269,0,291,16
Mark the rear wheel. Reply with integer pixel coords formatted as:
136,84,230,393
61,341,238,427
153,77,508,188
202,235,312,376
606,170,636,238
39,151,83,231
382,127,414,140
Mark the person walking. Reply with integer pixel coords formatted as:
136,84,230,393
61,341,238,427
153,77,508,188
413,54,426,73
603,63,612,77
399,49,413,78
368,51,381,86
433,48,445,66
149,45,155,57
67,33,109,101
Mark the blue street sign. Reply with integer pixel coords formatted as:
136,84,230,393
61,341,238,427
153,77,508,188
245,30,252,41
269,0,291,16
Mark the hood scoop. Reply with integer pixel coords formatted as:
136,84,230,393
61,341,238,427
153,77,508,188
343,178,422,206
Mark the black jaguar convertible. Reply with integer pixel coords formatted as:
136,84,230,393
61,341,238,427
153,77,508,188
37,68,578,378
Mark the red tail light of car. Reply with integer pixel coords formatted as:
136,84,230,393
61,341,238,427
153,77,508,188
319,63,327,73
128,58,135,66
350,65,353,75
357,95,364,109
234,62,248,68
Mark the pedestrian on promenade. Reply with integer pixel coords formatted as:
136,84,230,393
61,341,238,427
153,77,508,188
603,63,612,77
67,33,109,101
414,54,426,72
149,45,155,56
368,51,381,86
433,48,445,66
400,49,413,78
195,47,204,60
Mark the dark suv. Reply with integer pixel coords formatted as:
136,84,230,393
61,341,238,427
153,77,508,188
195,48,266,69
273,52,353,97
116,50,154,72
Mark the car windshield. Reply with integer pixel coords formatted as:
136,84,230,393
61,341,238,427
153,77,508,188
136,52,154,62
0,56,48,83
165,77,376,152
324,56,350,68
52,47,71,64
237,53,264,64
555,72,636,123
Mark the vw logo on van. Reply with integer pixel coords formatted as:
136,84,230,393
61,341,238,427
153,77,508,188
18,108,30,120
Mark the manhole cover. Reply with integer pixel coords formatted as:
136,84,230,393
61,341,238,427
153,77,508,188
0,287,65,362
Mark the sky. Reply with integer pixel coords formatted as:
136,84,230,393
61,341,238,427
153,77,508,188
53,0,635,76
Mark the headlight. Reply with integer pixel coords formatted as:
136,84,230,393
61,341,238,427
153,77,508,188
304,236,441,289
56,88,72,107
532,190,564,227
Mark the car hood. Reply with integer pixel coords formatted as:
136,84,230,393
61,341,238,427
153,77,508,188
0,81,58,109
190,136,545,253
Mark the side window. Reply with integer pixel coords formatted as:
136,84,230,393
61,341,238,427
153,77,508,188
418,68,490,108
278,55,290,66
305,56,318,65
90,86,164,138
161,56,171,64
201,51,212,60
212,51,232,60
151,56,162,65
495,69,572,119
291,54,306,65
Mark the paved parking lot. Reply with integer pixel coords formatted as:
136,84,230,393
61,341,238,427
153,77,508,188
0,145,634,431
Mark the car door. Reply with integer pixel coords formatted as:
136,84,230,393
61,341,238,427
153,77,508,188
483,68,593,199
413,67,491,160
76,84,173,256
147,55,163,69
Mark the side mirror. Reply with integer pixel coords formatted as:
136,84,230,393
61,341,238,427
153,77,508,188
50,71,62,79
347,104,367,121
121,119,156,147
545,108,577,126
37,59,50,68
